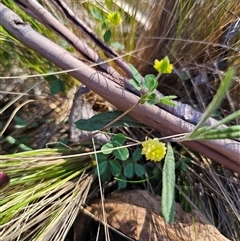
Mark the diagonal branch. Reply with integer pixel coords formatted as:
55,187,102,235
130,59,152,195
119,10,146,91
14,0,134,78
0,4,239,173
13,0,233,130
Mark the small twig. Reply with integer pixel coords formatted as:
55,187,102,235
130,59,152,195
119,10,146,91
0,99,34,137
0,79,44,114
79,206,135,241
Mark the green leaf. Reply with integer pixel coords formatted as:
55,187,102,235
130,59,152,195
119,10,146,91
101,143,114,154
141,93,158,105
175,158,191,171
6,136,17,144
50,79,65,94
118,181,127,189
102,21,108,29
112,133,126,146
110,42,124,50
75,111,146,131
180,162,187,172
96,153,108,162
117,173,127,189
45,75,57,82
90,8,103,21
179,71,190,81
139,94,148,104
134,163,144,177
30,121,39,128
146,93,158,105
95,161,108,176
159,99,176,106
103,29,111,43
14,116,27,128
152,165,161,178
110,159,122,176
159,96,177,106
128,64,141,84
124,162,134,178
143,74,158,93
100,166,111,182
19,144,32,151
45,75,66,95
175,161,187,171
132,148,142,162
129,78,141,91
147,93,157,100
114,147,129,161
161,143,175,224
146,99,159,105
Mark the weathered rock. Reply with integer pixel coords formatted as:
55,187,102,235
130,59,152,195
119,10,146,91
87,190,230,241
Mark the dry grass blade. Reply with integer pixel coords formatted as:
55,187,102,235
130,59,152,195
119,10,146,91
176,151,240,240
1,149,95,240
36,175,92,241
134,0,240,114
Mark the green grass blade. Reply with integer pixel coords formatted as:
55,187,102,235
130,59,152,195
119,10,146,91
209,110,240,130
189,125,240,140
187,68,235,139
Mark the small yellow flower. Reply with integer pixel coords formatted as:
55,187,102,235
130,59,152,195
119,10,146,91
154,56,173,74
106,12,122,26
141,138,166,162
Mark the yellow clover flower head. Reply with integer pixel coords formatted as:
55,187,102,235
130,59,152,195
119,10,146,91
141,138,166,162
154,56,173,74
106,12,122,26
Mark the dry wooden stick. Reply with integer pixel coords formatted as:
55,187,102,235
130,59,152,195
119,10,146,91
12,0,232,130
0,4,239,173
